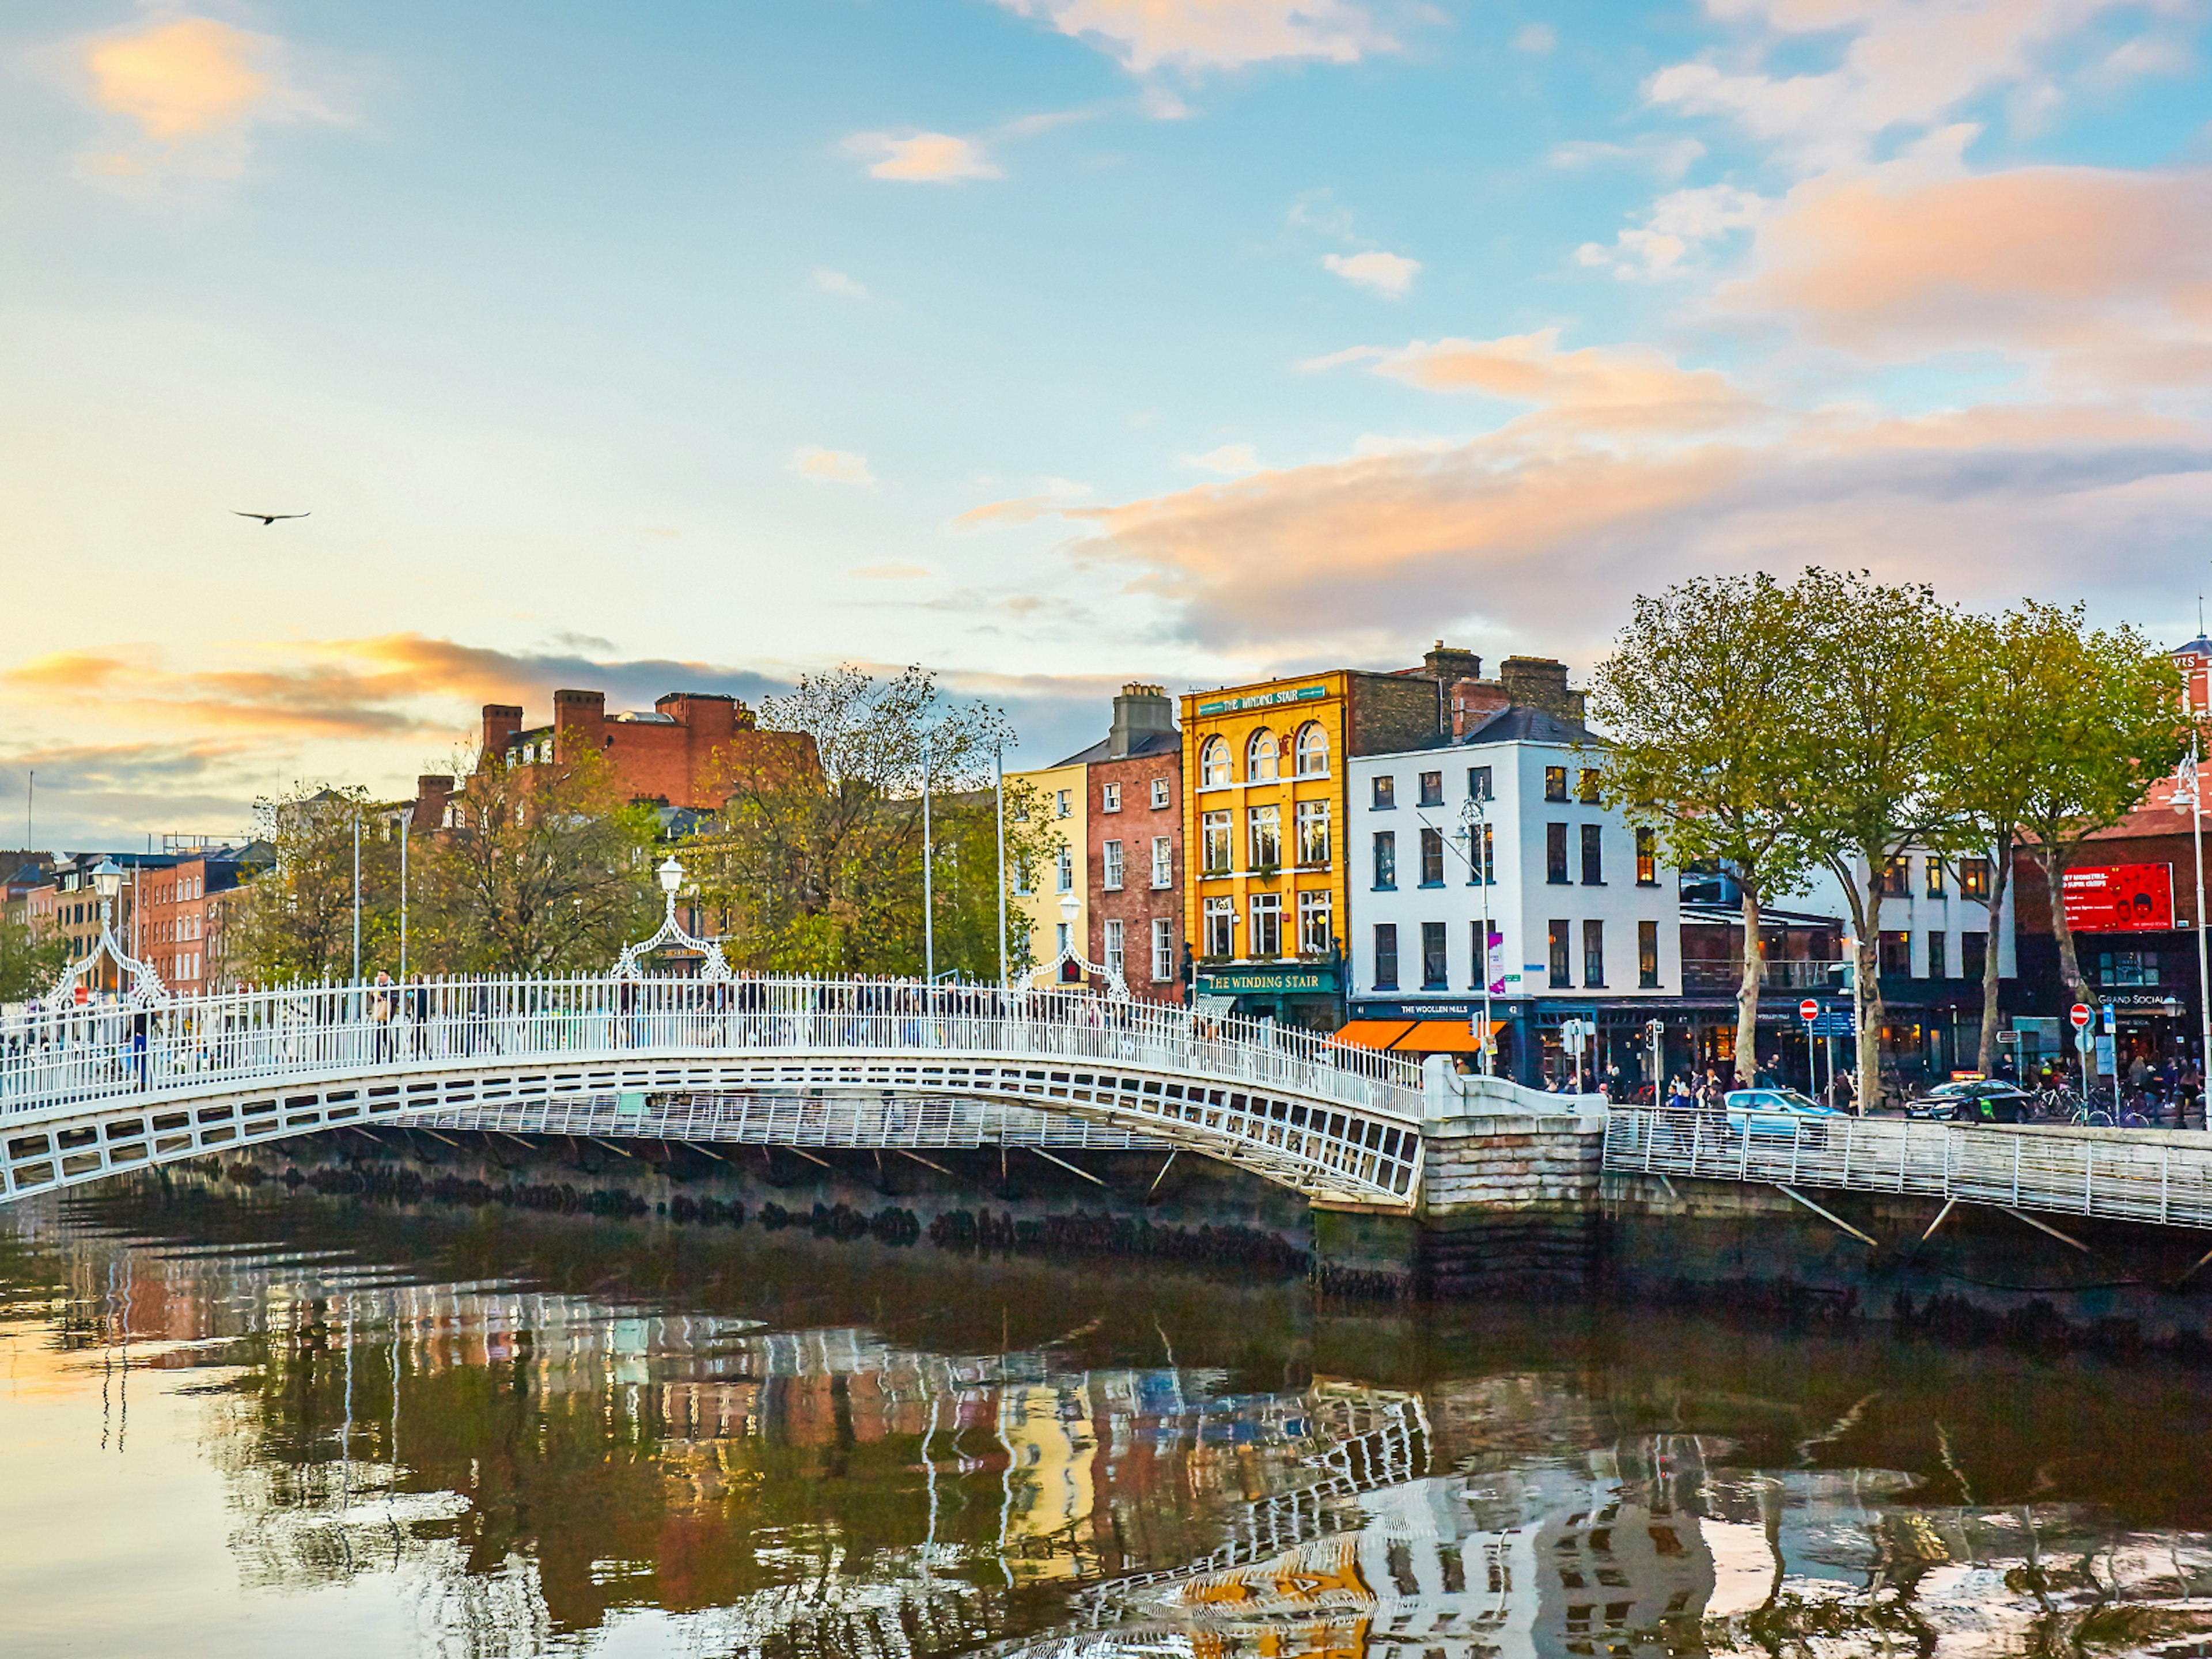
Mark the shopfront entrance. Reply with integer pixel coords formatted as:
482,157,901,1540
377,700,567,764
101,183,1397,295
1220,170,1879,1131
1195,963,1342,1033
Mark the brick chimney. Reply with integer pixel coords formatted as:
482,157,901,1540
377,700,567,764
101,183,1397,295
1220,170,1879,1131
1412,641,1483,685
482,704,524,755
411,775,454,831
1497,657,1588,721
1449,677,1512,737
552,688,607,760
657,691,739,744
1108,682,1176,758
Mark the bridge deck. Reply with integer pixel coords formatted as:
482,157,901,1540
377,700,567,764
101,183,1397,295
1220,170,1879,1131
1603,1106,2212,1232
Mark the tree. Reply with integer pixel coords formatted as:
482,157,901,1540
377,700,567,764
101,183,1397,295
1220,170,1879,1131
228,785,398,984
0,915,67,1001
409,745,661,976
693,665,1057,979
1590,573,1822,1087
1786,569,1960,1107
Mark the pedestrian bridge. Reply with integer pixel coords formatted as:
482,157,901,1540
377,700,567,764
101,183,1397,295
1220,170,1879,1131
0,977,1429,1209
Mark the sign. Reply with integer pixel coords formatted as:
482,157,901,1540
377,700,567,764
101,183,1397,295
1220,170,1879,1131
2070,1003,2092,1029
1196,964,1338,995
1799,998,1819,1022
2095,1033,2116,1074
2062,862,2175,933
1194,684,1328,716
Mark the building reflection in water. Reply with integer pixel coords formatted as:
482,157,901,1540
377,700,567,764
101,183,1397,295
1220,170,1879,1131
7,1199,2212,1659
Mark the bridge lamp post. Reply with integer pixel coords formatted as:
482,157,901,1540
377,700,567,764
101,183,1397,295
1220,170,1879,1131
92,858,123,990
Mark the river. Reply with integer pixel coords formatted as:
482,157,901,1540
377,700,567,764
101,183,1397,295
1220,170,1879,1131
5,1175,2212,1659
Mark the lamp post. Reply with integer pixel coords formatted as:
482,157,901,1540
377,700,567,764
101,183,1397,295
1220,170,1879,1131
994,742,1007,991
92,859,123,987
1459,797,1497,1075
2174,741,2212,1101
921,748,935,986
351,813,362,984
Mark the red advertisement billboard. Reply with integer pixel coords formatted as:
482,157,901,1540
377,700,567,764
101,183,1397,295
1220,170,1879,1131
2061,863,2175,933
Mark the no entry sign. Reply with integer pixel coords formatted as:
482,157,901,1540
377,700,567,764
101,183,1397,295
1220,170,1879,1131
2070,1003,2093,1029
1799,999,1819,1022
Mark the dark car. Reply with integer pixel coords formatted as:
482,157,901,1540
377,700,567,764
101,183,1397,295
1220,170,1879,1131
1906,1080,2033,1124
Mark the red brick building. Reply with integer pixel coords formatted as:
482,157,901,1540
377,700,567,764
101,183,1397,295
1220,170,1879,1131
478,690,816,811
1067,684,1184,1005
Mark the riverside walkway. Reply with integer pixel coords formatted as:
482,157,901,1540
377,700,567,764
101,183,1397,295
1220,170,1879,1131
0,976,1427,1208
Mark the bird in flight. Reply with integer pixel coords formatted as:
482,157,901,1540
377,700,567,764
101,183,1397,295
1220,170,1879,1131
233,510,310,526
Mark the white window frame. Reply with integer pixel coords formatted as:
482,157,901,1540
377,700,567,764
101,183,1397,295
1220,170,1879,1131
1151,778,1171,809
1151,917,1173,982
1055,789,1072,819
1103,839,1125,891
1102,782,1122,813
1199,737,1231,788
1056,846,1073,893
1203,897,1234,957
1201,811,1232,875
1151,836,1173,888
1247,728,1279,782
1249,892,1282,957
1248,804,1282,870
1104,918,1125,978
1297,889,1332,956
1294,800,1330,867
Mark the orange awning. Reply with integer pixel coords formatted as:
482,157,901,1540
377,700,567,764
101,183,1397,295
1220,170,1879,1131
1332,1020,1415,1052
1390,1020,1498,1053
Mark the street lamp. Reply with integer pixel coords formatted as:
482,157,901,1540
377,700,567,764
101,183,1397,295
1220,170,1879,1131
658,855,684,899
91,857,123,916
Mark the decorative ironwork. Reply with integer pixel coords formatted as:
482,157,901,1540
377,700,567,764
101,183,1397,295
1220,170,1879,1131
44,859,168,1010
611,856,732,982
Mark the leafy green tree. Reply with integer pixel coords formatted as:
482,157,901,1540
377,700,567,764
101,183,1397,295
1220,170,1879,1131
693,665,1056,979
229,785,400,984
0,915,68,1001
410,745,661,976
1786,569,1960,1105
1590,573,1822,1087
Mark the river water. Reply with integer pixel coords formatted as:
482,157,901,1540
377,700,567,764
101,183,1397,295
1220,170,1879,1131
6,1179,2212,1659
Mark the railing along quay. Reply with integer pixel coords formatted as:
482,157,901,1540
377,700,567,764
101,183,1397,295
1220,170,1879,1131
1603,1106,2212,1232
0,975,1427,1129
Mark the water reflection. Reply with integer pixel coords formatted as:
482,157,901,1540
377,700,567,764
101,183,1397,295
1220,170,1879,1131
5,1185,2212,1659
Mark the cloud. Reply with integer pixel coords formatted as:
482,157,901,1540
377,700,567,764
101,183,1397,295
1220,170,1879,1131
843,130,1001,182
787,446,877,486
1189,443,1260,474
990,0,1395,73
1722,162,2212,383
1512,22,1556,53
1323,249,1421,297
811,268,870,299
1575,183,1766,278
71,14,335,181
951,477,1094,529
1547,135,1706,180
850,562,935,579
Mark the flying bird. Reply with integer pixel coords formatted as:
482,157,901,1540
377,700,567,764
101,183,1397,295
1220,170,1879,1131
233,511,311,526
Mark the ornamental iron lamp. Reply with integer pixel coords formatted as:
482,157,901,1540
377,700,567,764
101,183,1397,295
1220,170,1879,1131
46,857,169,1009
611,854,733,982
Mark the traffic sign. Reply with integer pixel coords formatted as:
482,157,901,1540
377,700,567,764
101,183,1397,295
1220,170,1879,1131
2070,1003,2092,1029
1799,998,1819,1022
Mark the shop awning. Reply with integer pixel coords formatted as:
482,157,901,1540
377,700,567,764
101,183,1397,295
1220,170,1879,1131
1331,1020,1415,1052
1391,1020,1499,1053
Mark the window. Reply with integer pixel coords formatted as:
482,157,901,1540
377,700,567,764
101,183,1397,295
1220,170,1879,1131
1014,857,1034,897
1102,782,1122,813
1372,775,1396,809
1203,897,1234,957
1880,857,1910,897
1544,766,1568,802
1200,737,1230,787
1295,800,1331,866
1926,858,1945,897
1103,840,1125,891
1151,836,1173,888
1373,831,1397,890
1926,930,1946,980
1577,768,1601,805
1201,811,1232,874
1055,789,1072,819
1547,823,1569,884
1878,929,1911,975
1152,917,1175,982
1294,722,1330,777
1418,771,1444,807
1249,892,1282,957
1961,857,1992,900
1248,804,1282,869
1104,918,1125,979
1548,921,1571,988
1248,728,1279,782
1056,846,1074,893
1468,765,1493,801
1055,921,1072,959
2099,948,2162,986
1962,930,1988,980
1298,889,1332,955
1374,924,1399,990
1635,828,1657,887
1419,827,1445,887
1583,920,1605,987
1638,921,1660,988
1422,922,1449,989
1467,823,1494,884
1581,824,1603,885
1151,777,1171,809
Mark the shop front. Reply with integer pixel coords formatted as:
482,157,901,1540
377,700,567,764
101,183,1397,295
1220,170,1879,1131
1195,961,1342,1032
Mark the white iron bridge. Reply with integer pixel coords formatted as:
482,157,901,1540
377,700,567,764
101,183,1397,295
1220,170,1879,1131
0,977,1427,1209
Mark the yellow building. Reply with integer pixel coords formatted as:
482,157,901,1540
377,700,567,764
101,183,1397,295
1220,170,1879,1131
1181,661,1456,1030
1005,755,1089,982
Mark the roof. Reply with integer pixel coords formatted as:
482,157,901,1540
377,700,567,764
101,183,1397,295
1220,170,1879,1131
1052,729,1181,767
1457,704,1599,747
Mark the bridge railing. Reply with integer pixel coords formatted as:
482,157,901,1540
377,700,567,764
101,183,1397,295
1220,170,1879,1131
1604,1105,2212,1230
0,975,1426,1126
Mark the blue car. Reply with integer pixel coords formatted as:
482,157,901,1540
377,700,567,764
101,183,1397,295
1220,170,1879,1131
1724,1088,1839,1137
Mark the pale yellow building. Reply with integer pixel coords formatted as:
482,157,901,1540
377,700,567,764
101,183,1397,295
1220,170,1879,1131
1005,756,1088,982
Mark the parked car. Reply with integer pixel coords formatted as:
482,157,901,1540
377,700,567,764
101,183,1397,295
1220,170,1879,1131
1906,1080,2033,1124
1724,1088,1839,1137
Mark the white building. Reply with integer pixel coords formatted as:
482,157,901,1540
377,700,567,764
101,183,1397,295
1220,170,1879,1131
1346,707,1679,1081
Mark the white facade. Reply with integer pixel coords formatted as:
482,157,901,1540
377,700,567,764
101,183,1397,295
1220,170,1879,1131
1790,850,2018,983
1346,726,1680,1013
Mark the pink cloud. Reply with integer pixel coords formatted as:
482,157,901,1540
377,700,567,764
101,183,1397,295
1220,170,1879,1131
992,0,1393,73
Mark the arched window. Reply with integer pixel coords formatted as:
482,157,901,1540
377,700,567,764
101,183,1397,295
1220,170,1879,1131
1248,728,1279,782
1293,721,1330,777
1200,736,1231,787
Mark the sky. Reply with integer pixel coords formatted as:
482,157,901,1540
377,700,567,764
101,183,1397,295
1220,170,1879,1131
3,0,2211,847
